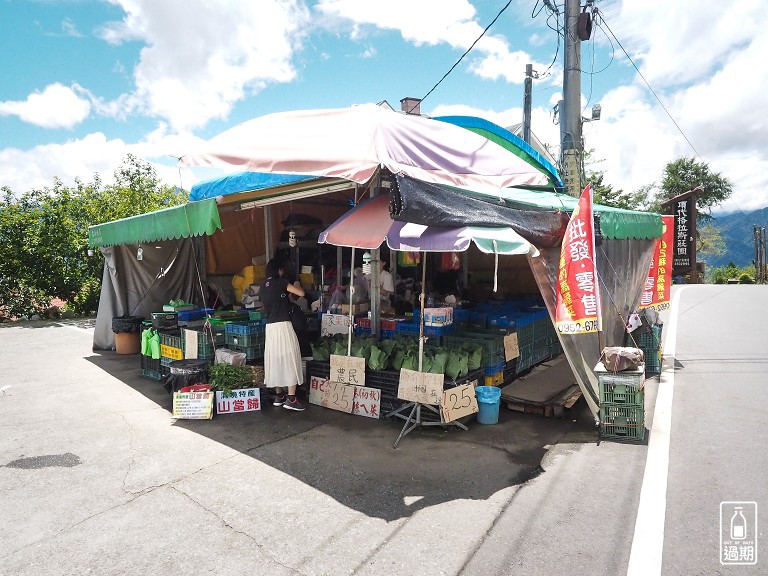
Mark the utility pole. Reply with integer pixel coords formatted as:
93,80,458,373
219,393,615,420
560,0,583,197
522,64,534,144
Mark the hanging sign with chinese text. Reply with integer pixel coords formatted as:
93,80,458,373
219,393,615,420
397,369,443,405
673,197,695,272
640,215,674,311
555,185,602,334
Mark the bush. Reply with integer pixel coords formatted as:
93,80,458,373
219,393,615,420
70,278,101,315
738,273,754,284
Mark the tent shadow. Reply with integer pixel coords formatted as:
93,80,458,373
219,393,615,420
85,351,595,522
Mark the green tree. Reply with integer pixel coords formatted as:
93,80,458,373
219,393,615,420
0,156,186,319
653,156,734,215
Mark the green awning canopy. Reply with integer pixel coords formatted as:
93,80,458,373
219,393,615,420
88,198,222,248
492,189,662,240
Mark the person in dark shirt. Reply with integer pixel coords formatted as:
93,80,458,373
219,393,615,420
261,258,307,411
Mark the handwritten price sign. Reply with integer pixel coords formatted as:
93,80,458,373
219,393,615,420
397,368,443,405
504,332,519,362
329,354,366,386
320,381,355,413
441,384,478,423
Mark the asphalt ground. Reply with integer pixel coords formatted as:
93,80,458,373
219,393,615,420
0,318,638,576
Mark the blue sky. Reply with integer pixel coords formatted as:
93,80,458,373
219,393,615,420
1,0,766,214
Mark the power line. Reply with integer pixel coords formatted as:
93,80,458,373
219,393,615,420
411,0,514,112
598,14,703,162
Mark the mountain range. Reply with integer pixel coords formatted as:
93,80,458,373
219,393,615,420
703,208,768,269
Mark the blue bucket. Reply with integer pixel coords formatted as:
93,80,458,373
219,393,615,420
475,385,501,425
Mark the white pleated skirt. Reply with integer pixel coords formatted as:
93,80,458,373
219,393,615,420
264,321,303,389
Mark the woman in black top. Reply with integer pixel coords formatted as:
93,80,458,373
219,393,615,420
261,258,307,411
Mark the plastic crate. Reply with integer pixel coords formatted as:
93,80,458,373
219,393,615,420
183,328,215,359
643,347,661,376
248,310,265,320
227,343,264,362
397,321,454,338
177,308,214,322
225,332,266,349
226,320,265,336
596,362,645,404
599,403,646,441
381,329,397,339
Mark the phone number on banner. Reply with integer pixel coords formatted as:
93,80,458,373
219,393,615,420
556,319,599,334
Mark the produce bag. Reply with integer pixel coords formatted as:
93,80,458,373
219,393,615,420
601,346,644,372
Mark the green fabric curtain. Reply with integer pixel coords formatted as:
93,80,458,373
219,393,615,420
88,198,222,248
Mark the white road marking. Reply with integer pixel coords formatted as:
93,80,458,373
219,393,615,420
626,287,685,576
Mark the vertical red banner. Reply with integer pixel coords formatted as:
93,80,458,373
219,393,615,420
640,215,674,311
555,185,602,334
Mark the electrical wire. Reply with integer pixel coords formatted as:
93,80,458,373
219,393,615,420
598,15,703,162
410,0,514,112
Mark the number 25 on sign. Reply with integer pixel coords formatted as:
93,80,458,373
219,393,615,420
441,384,479,423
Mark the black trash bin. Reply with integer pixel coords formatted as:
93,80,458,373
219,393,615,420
164,358,210,394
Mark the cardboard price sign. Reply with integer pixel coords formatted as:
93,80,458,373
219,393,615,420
308,375,329,406
504,332,519,362
397,368,443,405
172,391,213,419
441,384,479,423
320,381,355,413
321,314,351,336
329,354,366,386
352,386,381,419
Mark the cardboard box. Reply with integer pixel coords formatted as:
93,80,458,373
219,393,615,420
341,302,369,315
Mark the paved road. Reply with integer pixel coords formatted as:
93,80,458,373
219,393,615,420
1,287,764,575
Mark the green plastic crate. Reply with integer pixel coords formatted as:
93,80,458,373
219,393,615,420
600,403,645,441
228,343,264,361
598,371,645,405
225,332,265,349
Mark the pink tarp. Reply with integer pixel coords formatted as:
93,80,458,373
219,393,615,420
181,104,551,193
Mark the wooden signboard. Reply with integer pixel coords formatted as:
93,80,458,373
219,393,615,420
397,368,443,405
504,333,519,362
172,391,213,419
441,384,479,423
320,380,355,413
329,354,366,386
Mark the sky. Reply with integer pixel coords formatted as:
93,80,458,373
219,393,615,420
1,0,766,216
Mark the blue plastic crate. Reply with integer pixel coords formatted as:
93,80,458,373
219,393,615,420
177,308,214,322
226,320,265,336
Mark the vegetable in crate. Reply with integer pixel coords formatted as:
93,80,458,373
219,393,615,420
208,364,254,396
368,345,389,371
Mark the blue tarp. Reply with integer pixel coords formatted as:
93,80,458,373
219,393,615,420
190,172,315,201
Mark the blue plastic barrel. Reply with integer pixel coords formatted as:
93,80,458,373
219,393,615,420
475,385,501,425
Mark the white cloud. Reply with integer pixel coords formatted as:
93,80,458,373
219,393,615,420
61,18,83,38
0,83,91,129
95,0,311,130
316,0,549,83
0,128,204,196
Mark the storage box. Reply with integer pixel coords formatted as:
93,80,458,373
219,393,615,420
152,312,178,330
341,302,369,315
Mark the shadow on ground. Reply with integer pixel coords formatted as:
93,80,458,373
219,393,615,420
85,350,597,521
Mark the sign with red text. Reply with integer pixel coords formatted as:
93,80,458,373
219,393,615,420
215,388,261,414
308,375,329,406
397,369,443,405
640,215,674,311
329,354,366,386
172,391,213,419
555,184,602,334
320,380,355,413
352,386,381,419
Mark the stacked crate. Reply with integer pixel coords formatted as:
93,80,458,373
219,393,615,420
627,324,663,376
224,320,266,363
595,362,646,441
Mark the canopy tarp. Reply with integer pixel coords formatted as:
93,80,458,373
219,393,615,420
88,198,222,248
180,103,553,193
318,194,532,255
190,172,315,202
434,115,563,190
